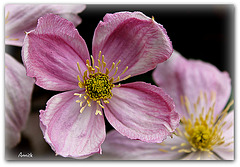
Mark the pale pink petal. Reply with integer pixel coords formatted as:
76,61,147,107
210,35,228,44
40,90,106,158
5,4,86,46
93,130,186,160
5,53,34,147
213,111,234,160
92,11,172,80
181,151,220,160
153,50,231,117
104,82,180,143
22,14,89,91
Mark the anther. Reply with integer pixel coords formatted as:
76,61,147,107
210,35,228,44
95,109,102,115
116,60,121,66
80,103,88,113
122,75,131,81
97,100,104,108
109,62,115,73
112,67,118,77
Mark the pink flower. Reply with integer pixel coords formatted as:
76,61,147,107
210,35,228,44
5,53,34,148
5,4,86,46
22,12,180,159
93,50,234,160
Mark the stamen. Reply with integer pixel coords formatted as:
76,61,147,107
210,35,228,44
204,92,208,106
158,149,168,153
95,109,102,115
105,68,110,75
109,77,114,83
184,96,190,114
194,103,198,113
176,128,183,137
114,83,121,88
86,64,92,74
76,100,81,103
197,96,200,105
101,55,106,69
116,60,121,66
74,51,131,116
95,66,100,73
97,100,104,109
8,38,19,41
181,143,187,147
98,51,102,60
120,74,129,82
103,61,106,70
78,81,84,88
91,55,95,67
152,16,155,21
84,70,88,80
180,95,184,106
112,67,118,77
87,99,92,107
77,75,81,82
5,11,9,24
114,76,120,83
103,99,109,103
80,102,88,113
98,59,102,70
171,146,178,150
120,66,128,76
178,149,192,153
222,99,234,115
109,62,115,73
95,104,102,115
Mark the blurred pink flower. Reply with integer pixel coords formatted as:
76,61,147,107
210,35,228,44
94,50,234,160
5,53,34,148
5,4,86,46
22,12,180,158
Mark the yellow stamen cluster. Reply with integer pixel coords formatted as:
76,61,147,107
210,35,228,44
74,51,131,115
166,91,234,158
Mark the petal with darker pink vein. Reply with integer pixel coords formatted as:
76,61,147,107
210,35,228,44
92,11,173,80
104,82,179,143
40,90,106,158
22,13,90,91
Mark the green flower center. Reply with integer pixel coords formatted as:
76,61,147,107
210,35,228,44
85,72,113,101
74,51,131,115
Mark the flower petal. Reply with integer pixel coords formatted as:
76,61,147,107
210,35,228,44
181,151,219,160
22,13,89,91
92,11,172,79
93,130,186,160
5,53,34,147
152,50,231,117
213,111,234,160
40,90,106,158
5,4,86,46
104,82,180,143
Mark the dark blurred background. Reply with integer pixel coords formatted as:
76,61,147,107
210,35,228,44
5,4,235,160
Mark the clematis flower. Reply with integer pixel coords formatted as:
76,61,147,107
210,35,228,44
5,4,86,46
22,12,180,158
5,53,34,148
93,50,234,160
